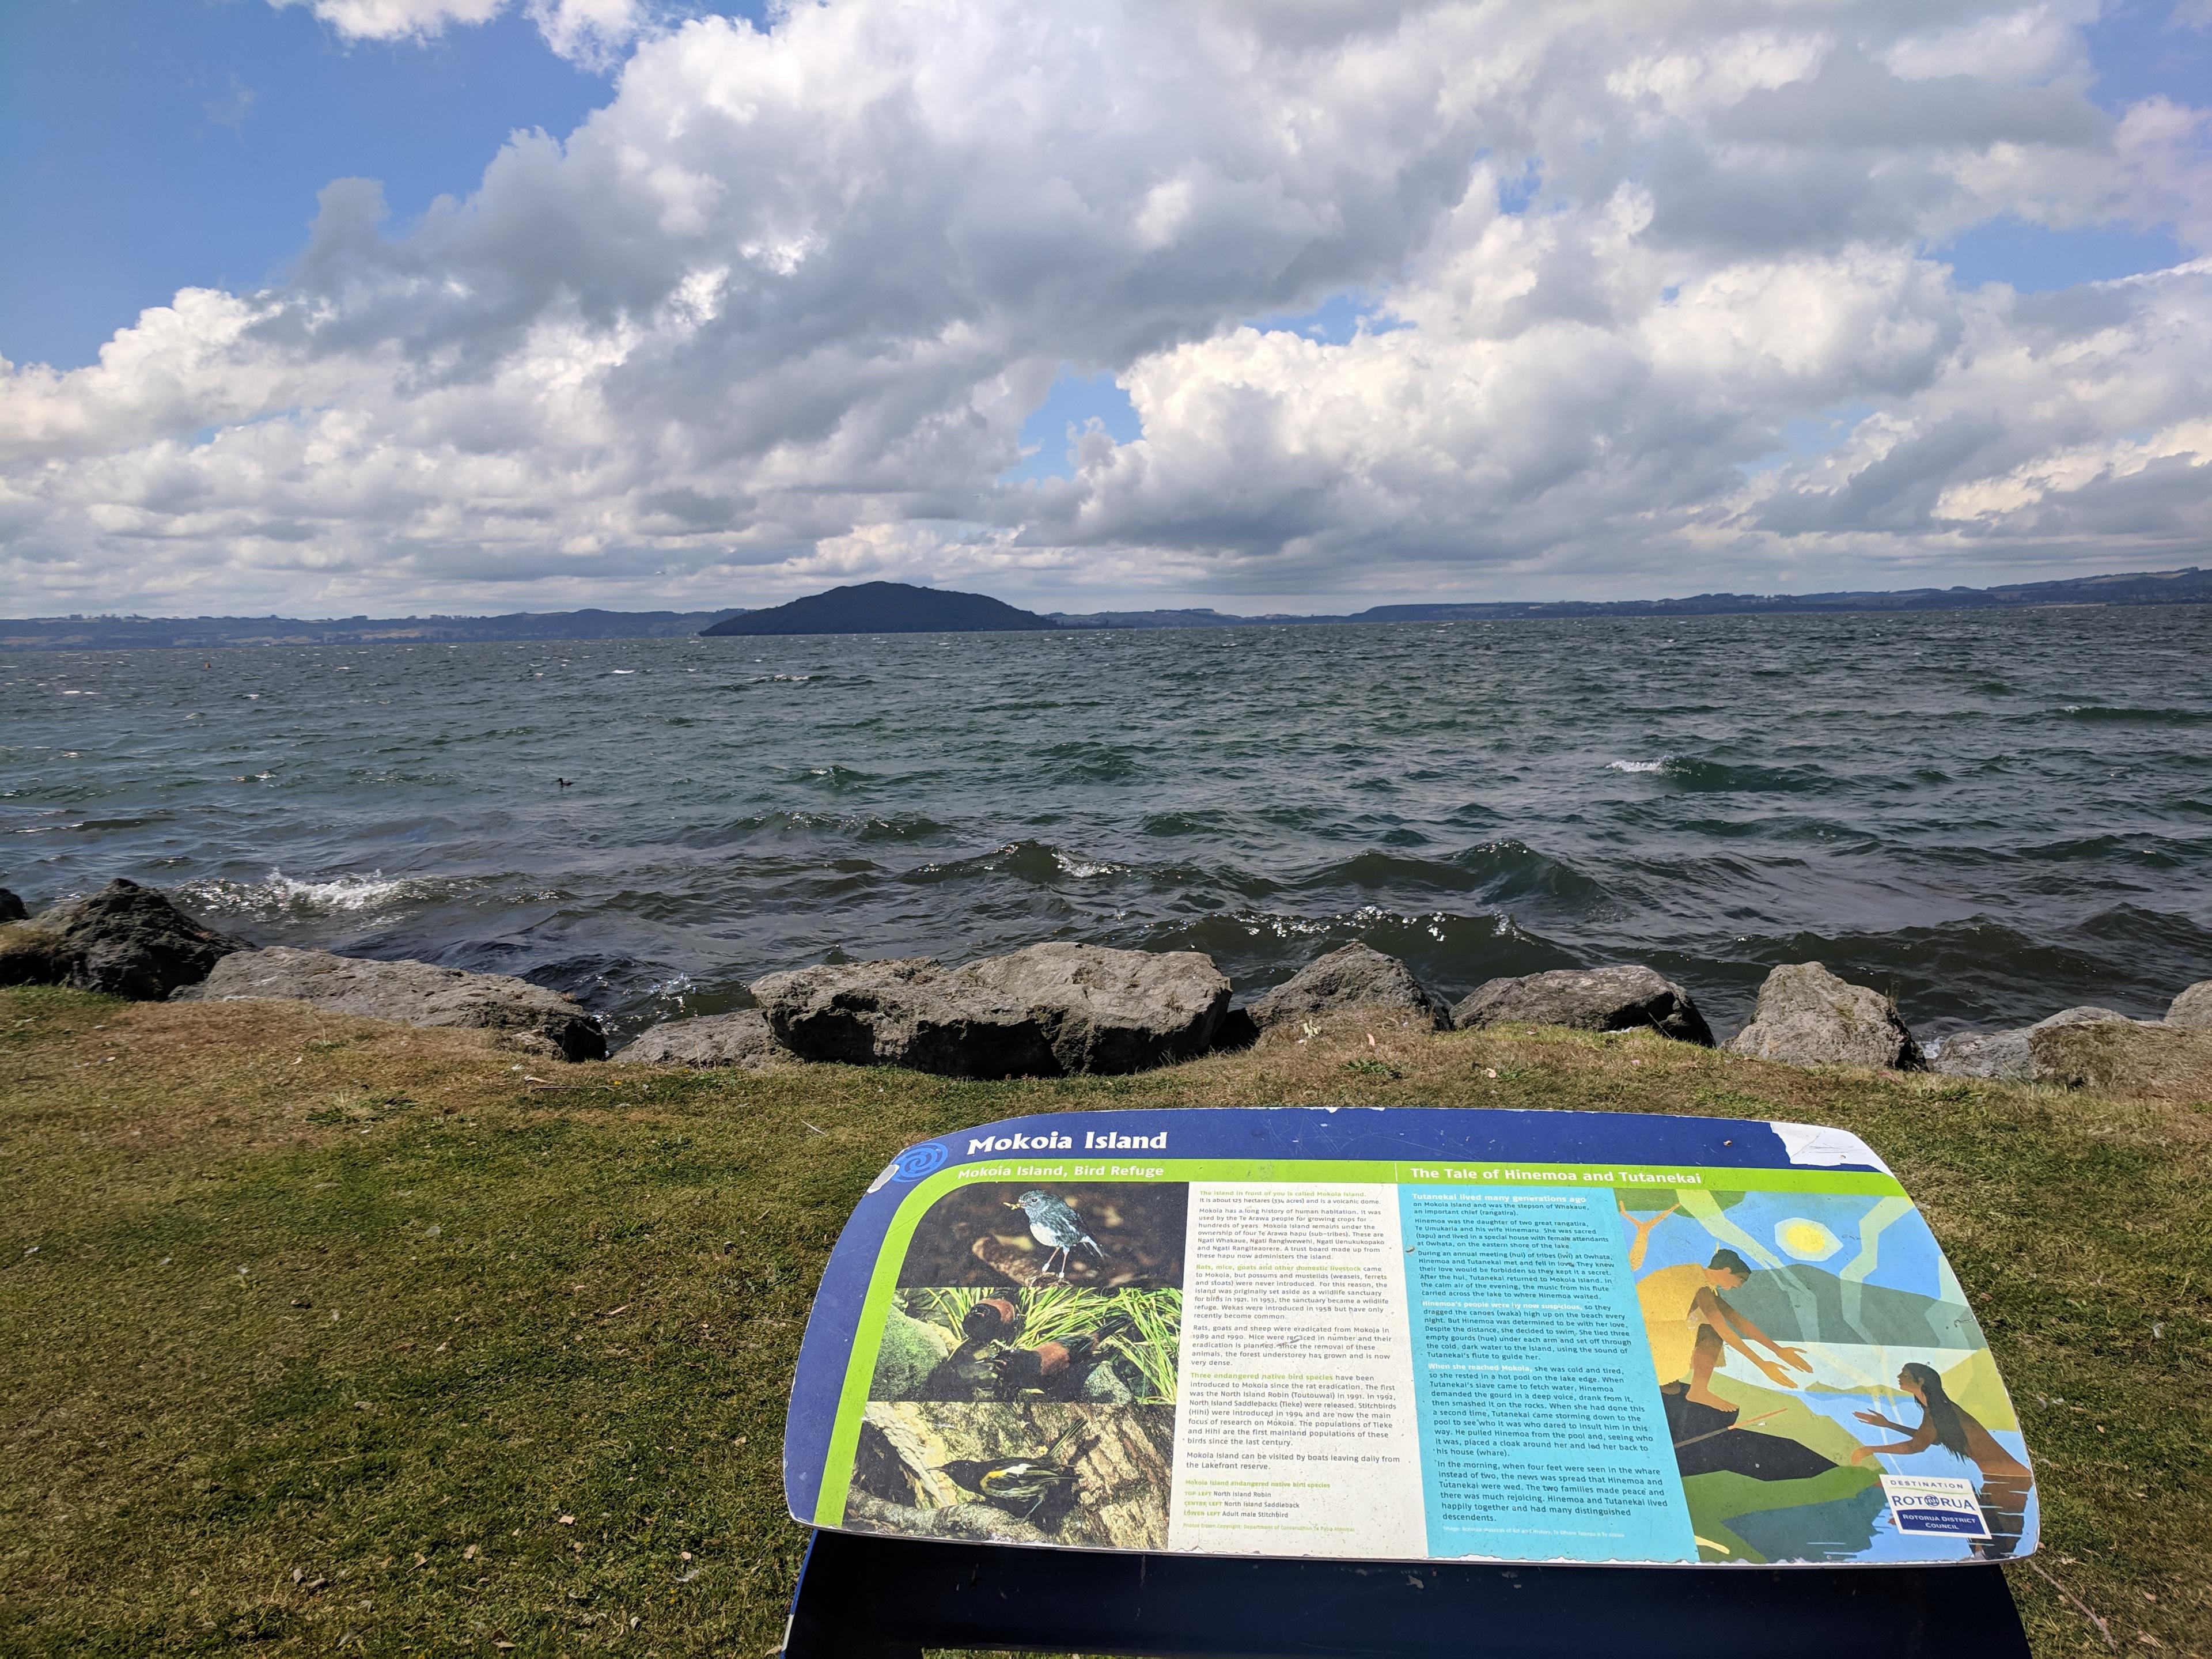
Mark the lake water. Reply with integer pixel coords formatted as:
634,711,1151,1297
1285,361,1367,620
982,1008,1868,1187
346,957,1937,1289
5,606,2208,1041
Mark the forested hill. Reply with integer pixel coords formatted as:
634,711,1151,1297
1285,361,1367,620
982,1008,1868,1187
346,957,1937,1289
699,581,1059,636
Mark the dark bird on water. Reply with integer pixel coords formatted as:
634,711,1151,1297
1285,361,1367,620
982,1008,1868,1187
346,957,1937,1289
557,777,572,787
1009,1190,1103,1280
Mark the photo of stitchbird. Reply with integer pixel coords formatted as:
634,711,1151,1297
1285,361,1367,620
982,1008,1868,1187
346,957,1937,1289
938,1419,1093,1525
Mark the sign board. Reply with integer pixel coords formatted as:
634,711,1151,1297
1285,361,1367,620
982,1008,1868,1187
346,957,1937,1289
784,1107,2037,1567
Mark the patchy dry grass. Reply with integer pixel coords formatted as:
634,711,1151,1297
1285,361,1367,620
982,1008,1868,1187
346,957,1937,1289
2,987,2206,1657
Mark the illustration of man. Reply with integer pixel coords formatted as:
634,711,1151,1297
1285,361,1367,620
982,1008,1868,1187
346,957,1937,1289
1636,1248,1811,1407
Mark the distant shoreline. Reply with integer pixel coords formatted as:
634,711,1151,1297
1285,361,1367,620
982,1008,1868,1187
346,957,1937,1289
0,607,744,653
2,565,2205,651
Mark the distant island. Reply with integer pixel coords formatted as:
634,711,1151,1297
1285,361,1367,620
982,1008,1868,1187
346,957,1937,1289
699,581,1057,637
1051,565,2212,628
0,607,742,653
2,566,2204,651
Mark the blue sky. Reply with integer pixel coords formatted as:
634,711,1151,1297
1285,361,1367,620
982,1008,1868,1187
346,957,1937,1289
5,2,596,370
1936,0,2207,296
2,1,2208,614
2082,0,2212,113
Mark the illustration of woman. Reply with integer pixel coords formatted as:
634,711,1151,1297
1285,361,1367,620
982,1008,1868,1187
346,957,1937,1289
1850,1362,2033,1559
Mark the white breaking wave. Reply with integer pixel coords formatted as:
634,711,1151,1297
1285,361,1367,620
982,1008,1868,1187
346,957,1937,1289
1054,852,1126,878
1607,759,1665,773
181,870,424,914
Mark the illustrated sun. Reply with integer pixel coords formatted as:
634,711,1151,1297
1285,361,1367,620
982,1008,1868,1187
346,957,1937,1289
1774,1218,1840,1260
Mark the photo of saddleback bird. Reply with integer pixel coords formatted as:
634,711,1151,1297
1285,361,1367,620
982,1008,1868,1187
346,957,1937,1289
938,1418,1094,1527
1010,1190,1103,1280
878,1286,1180,1407
909,1297,1028,1401
991,1310,1135,1398
961,1296,1024,1345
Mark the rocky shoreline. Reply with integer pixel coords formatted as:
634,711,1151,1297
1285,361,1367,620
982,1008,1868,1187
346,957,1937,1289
5,878,2209,1096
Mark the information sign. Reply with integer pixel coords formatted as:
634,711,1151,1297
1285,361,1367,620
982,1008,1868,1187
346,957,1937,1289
784,1107,2037,1567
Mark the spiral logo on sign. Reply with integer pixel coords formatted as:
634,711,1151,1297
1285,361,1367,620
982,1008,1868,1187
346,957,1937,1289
892,1141,948,1183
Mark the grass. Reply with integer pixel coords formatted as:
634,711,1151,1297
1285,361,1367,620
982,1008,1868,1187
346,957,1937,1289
1,987,2207,1657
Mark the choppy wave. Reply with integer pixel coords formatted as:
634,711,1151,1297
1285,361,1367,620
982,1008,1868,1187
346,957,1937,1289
181,870,430,915
1040,741,1145,784
798,764,878,790
1054,851,1126,878
12,605,2211,1039
1648,756,1830,793
907,839,1130,886
1605,754,1834,791
2054,703,2212,725
675,809,950,847
1275,842,1610,913
1147,905,1582,994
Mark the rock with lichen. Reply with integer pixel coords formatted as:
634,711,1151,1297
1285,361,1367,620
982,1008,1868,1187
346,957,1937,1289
1725,962,1919,1070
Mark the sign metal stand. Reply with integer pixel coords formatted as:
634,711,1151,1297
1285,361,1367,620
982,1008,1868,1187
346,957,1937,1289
781,1528,2029,1657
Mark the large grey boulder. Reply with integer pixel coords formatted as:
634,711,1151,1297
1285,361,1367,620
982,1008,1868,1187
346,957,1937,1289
752,942,1229,1078
752,957,1046,1074
613,1008,792,1069
963,943,1230,1073
1453,964,1714,1046
2036,1005,2133,1031
1248,943,1448,1032
1931,1006,2131,1082
1928,1029,2033,1081
2168,980,2212,1029
1725,962,1921,1070
2027,1016,2212,1099
176,945,605,1060
0,878,241,999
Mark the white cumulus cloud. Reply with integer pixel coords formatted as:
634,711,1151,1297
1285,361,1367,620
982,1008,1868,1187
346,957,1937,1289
268,0,643,65
5,0,2210,615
